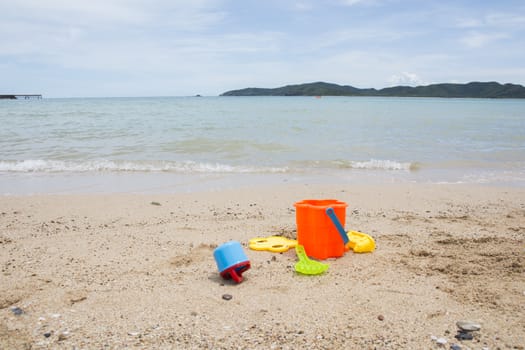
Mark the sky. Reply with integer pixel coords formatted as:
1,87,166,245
1,0,524,97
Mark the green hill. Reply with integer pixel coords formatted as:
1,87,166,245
221,81,525,98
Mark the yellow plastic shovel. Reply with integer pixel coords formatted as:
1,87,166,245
294,245,329,275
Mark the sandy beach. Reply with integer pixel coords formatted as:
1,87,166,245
1,183,524,349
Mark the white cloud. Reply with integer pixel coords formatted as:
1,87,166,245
294,1,314,11
456,12,525,29
460,31,508,48
24,30,284,75
1,1,225,33
388,72,425,86
0,1,231,66
339,0,364,5
310,28,410,51
4,0,148,26
456,18,483,28
485,13,525,28
338,0,377,6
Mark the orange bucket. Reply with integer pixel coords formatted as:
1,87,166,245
294,199,348,260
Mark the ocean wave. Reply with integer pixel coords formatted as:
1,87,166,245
0,158,418,174
346,159,418,171
298,159,417,171
0,160,288,174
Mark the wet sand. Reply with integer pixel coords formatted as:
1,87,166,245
1,183,524,349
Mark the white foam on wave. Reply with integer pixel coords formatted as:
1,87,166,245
0,159,288,174
347,159,415,171
0,158,416,174
292,159,417,171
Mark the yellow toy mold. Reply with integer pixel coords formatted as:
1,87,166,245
346,230,376,253
248,236,298,253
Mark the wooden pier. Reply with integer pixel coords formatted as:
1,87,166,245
0,94,42,100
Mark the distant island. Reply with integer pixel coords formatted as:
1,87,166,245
221,81,525,98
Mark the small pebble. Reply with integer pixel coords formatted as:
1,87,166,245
377,315,384,321
455,332,473,341
456,321,481,332
222,294,232,301
437,337,448,345
44,332,51,338
150,201,161,206
450,344,462,350
11,307,23,316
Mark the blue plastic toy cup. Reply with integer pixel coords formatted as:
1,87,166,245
213,241,251,283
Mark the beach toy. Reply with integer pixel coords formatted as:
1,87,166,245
326,207,375,253
294,245,329,275
248,236,298,252
213,241,251,283
346,231,376,253
294,199,348,260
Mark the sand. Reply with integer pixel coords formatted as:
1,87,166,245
1,183,524,349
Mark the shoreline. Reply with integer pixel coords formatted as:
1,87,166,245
1,166,524,196
1,183,524,348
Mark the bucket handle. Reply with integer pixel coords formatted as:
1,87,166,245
325,207,349,246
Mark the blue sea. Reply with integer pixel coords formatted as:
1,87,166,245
1,96,524,194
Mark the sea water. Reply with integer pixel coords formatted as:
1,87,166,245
1,96,524,194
